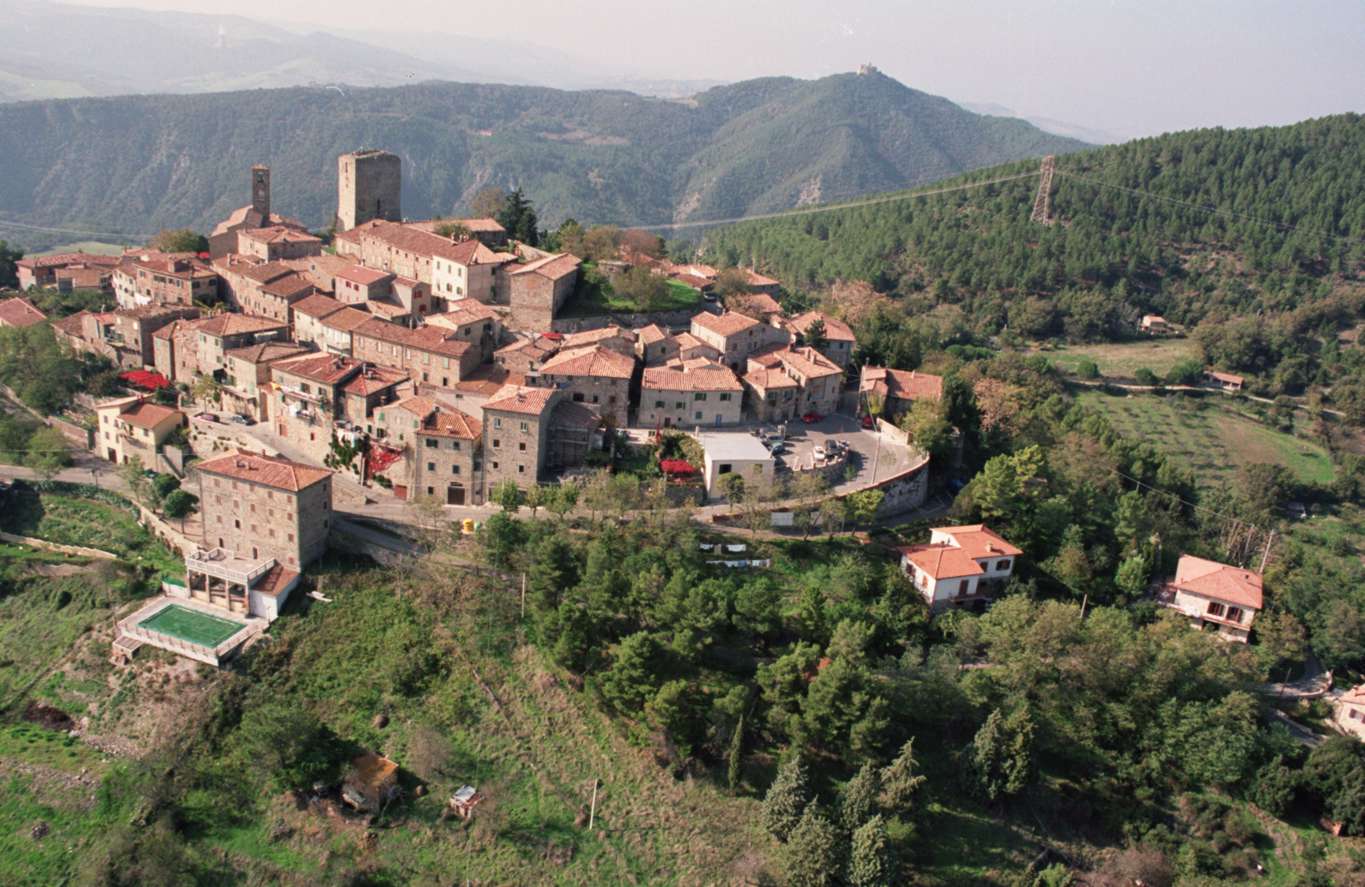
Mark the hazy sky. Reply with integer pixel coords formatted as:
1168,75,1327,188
67,0,1364,139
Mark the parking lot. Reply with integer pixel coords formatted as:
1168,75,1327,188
761,413,916,487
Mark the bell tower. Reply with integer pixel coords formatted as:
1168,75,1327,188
251,164,271,220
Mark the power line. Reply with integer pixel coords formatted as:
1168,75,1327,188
625,171,1040,232
1053,170,1365,246
0,218,150,241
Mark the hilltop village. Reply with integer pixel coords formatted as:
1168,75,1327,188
0,149,1277,673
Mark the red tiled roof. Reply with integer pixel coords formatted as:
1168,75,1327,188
449,365,525,396
483,385,557,415
1172,555,1263,610
733,292,783,316
195,313,288,338
642,364,742,392
225,342,310,365
291,294,345,320
562,325,635,350
636,323,669,345
1206,370,1245,385
427,301,498,329
540,345,636,380
692,310,759,338
271,353,362,385
239,226,321,245
355,318,471,359
0,297,47,328
900,543,985,580
769,346,842,380
861,366,943,402
260,273,315,301
789,310,855,342
335,265,394,286
116,400,182,429
507,253,581,280
743,366,799,391
341,365,409,396
16,252,119,270
933,525,1023,559
395,396,481,439
743,268,780,287
320,306,374,333
196,449,332,492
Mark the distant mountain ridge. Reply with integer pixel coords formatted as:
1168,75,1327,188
0,72,1084,249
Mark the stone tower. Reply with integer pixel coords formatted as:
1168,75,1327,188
250,164,271,220
336,150,402,232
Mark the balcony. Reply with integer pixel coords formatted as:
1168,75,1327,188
280,385,325,404
186,548,275,588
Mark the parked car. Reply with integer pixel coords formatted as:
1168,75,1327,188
861,414,875,429
194,412,218,423
813,445,828,461
767,440,787,454
801,412,822,424
228,415,254,426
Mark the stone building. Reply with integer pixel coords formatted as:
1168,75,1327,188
690,310,786,372
785,311,857,369
267,354,408,464
480,385,560,495
858,366,944,420
747,346,843,417
742,364,801,423
194,449,333,571
314,306,374,356
639,363,743,428
220,341,311,421
336,150,403,232
113,253,220,309
351,318,482,387
187,314,290,381
501,253,581,330
372,395,483,504
495,333,560,373
560,325,636,356
107,305,201,366
425,301,503,364
333,265,395,304
229,262,317,324
237,226,323,262
290,294,345,347
15,253,119,292
537,345,636,427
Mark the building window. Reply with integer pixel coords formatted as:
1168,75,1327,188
425,438,438,448
518,442,526,451
517,465,525,474
519,421,529,432
958,580,969,596
493,417,502,429
654,400,664,408
1206,602,1226,618
719,393,732,402
1226,607,1243,623
451,465,460,475
427,462,436,472
694,392,706,401
995,559,1011,571
493,439,500,448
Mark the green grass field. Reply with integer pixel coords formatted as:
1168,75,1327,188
1077,390,1334,488
562,265,706,317
138,605,244,648
0,484,183,577
1033,338,1200,379
30,241,127,257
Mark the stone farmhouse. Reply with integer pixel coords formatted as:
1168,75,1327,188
639,362,744,428
267,354,410,466
859,365,944,420
113,252,219,309
537,345,637,427
15,254,119,293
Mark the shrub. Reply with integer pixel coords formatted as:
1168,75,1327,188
1075,358,1100,379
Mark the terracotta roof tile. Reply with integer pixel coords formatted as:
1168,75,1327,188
1172,555,1263,610
483,385,557,415
692,310,759,338
899,543,985,580
642,364,742,392
934,525,1023,559
0,297,48,328
292,294,345,319
196,449,332,492
271,353,362,385
195,313,289,338
395,396,481,439
789,310,856,342
539,345,636,380
116,400,182,429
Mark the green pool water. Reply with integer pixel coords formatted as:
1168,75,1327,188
138,604,244,648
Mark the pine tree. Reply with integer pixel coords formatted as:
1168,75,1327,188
762,754,811,842
971,707,1036,801
879,738,926,815
727,713,745,791
840,761,882,831
848,815,896,887
784,803,843,887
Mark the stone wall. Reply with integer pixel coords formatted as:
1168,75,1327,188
551,307,699,334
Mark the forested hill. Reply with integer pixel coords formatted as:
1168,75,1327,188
700,114,1365,341
0,70,1082,249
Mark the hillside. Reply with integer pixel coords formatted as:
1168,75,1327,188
0,71,1083,249
699,115,1365,395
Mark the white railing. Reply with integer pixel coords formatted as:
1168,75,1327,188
186,549,275,587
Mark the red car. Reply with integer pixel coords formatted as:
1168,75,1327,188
861,414,875,429
801,412,822,424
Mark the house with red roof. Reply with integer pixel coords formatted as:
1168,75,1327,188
690,310,788,372
113,252,220,309
500,251,582,330
859,365,944,421
899,524,1023,611
94,396,185,468
1204,370,1245,392
640,362,744,428
786,311,857,369
15,253,119,292
267,354,410,467
237,225,323,262
538,345,637,426
1156,554,1263,642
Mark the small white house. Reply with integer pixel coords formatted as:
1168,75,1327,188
696,431,775,498
899,524,1021,611
1156,554,1262,643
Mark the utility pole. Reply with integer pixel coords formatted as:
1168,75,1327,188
520,572,526,619
1030,155,1056,225
588,779,599,832
1258,530,1276,574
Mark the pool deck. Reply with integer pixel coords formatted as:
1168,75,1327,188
114,595,267,667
